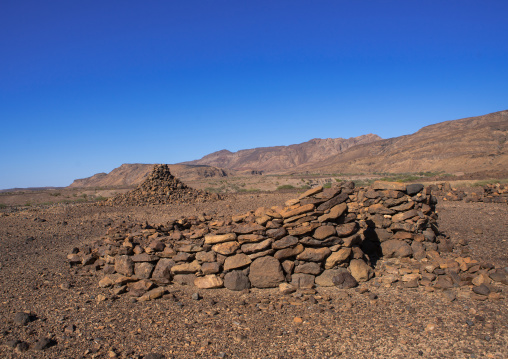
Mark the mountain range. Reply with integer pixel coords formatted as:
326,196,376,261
68,110,508,188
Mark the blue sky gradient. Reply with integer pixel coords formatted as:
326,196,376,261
1,1,507,188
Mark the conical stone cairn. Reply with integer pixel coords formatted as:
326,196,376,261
108,164,221,205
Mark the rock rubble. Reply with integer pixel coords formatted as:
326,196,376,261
430,182,507,203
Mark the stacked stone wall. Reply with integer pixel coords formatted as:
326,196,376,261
69,180,474,300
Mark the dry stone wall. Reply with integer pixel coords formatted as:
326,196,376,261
69,180,507,301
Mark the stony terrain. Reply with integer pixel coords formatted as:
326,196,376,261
0,171,507,358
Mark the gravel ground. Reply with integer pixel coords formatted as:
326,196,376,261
0,193,506,359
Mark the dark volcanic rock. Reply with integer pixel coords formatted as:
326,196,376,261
224,270,251,291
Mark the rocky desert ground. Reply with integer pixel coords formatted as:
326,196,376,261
0,170,507,359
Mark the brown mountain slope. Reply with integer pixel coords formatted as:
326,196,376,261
296,110,508,174
68,164,231,188
182,134,381,172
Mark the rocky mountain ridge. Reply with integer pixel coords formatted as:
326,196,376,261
183,134,381,172
296,110,508,174
68,110,508,189
68,164,231,188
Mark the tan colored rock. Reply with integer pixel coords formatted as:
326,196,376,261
170,260,201,274
274,244,304,260
114,275,139,285
195,251,216,263
255,215,271,225
232,213,250,222
297,247,331,262
372,181,406,191
342,233,362,247
248,249,275,260
336,222,358,237
472,273,490,286
313,225,336,240
284,199,300,207
98,275,115,288
392,209,419,222
233,223,266,234
115,255,134,276
194,274,224,289
368,203,395,215
237,234,265,244
201,262,220,274
325,248,352,269
223,254,252,271
265,208,282,219
212,241,240,255
298,185,323,199
280,203,315,219
279,282,297,294
138,287,166,301
241,238,272,254
204,233,237,245
349,259,373,282
318,203,347,222
288,222,320,236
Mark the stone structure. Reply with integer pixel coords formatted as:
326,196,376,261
106,164,222,206
70,180,507,301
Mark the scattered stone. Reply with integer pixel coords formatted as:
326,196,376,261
33,338,55,351
14,312,34,326
279,282,297,294
472,284,491,296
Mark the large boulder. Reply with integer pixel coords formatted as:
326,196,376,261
249,256,285,288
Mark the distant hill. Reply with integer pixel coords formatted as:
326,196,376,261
68,164,231,188
182,134,381,172
68,110,508,189
0,187,64,193
294,110,508,175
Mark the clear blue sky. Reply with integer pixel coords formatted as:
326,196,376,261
1,0,507,189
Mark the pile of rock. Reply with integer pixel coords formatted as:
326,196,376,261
69,180,503,301
429,182,507,203
107,164,222,206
